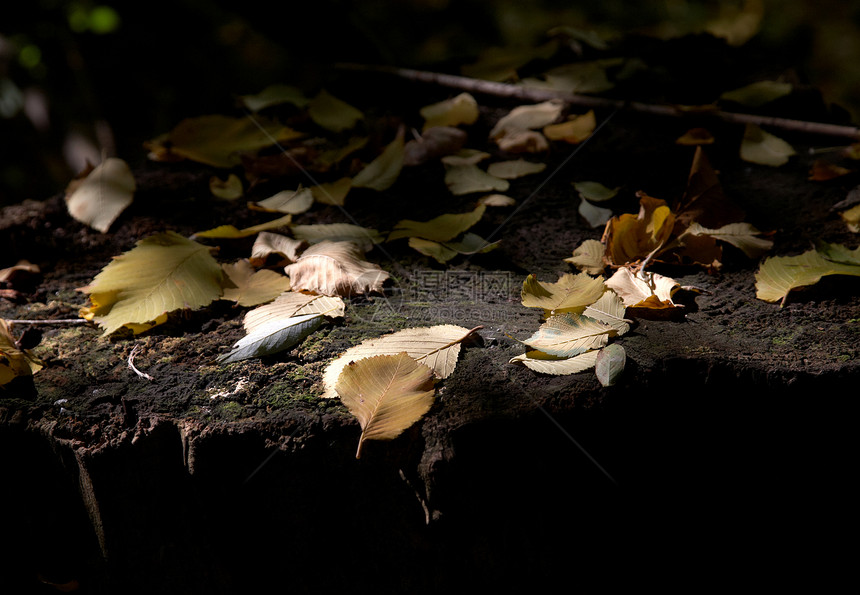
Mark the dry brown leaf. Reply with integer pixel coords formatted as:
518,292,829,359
249,232,306,267
404,127,468,166
543,110,596,144
337,353,436,458
0,319,44,386
604,192,675,265
809,159,853,181
675,128,715,145
283,240,388,296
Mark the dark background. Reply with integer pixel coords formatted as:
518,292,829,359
2,0,859,207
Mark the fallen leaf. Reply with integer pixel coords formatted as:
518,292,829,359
65,157,135,233
740,123,795,167
579,198,613,228
489,99,564,139
388,204,486,242
444,164,510,195
674,146,745,230
408,233,499,264
604,267,680,310
404,127,467,166
520,272,606,315
573,180,619,202
841,203,860,232
290,223,383,251
209,173,243,200
487,159,547,179
283,240,389,296
543,110,596,144
604,193,675,265
496,130,550,153
191,214,293,239
0,319,44,386
420,92,479,131
220,260,291,307
681,221,773,259
675,127,715,145
809,159,853,181
322,324,480,398
509,349,599,375
337,353,436,458
564,239,606,275
310,177,353,206
521,60,619,94
144,114,302,168
249,186,314,214
720,80,791,107
249,232,306,266
308,89,363,132
478,194,516,207
595,344,626,387
441,149,491,166
583,290,630,335
351,127,405,191
240,84,310,112
521,312,615,357
0,260,40,284
79,231,223,336
316,137,369,170
755,244,860,304
705,0,763,46
218,292,345,363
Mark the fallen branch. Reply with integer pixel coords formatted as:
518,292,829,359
337,63,860,141
5,318,88,325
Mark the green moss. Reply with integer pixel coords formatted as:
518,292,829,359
215,400,244,421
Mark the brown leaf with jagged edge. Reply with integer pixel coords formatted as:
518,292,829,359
65,157,135,233
604,192,675,266
322,324,481,399
220,260,290,307
337,353,436,458
144,114,302,168
674,146,745,230
283,240,389,296
520,272,606,316
78,231,223,336
0,319,44,386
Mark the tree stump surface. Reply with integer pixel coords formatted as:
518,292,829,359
2,38,858,593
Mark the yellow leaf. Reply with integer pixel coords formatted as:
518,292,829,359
755,247,860,304
388,204,487,242
308,89,364,132
543,110,596,144
564,239,606,275
478,194,516,207
682,222,773,259
192,214,293,239
0,319,43,385
145,115,302,168
444,164,510,195
420,92,479,131
283,240,389,296
220,260,291,307
720,81,792,107
486,159,547,179
520,272,606,315
509,349,599,376
408,233,499,264
604,267,679,309
322,324,480,398
248,187,313,214
310,177,353,206
351,128,405,191
65,157,135,233
209,173,243,200
521,312,614,357
489,99,564,139
239,84,310,112
605,193,675,265
740,123,795,167
841,203,860,233
675,127,715,146
78,231,223,335
336,353,436,458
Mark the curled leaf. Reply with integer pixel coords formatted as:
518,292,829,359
283,240,389,296
740,123,795,167
565,239,606,275
249,187,314,214
521,312,615,357
351,128,405,191
509,349,599,375
65,157,135,233
595,344,626,387
521,272,606,315
420,93,479,131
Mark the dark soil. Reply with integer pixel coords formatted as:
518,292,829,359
2,34,858,594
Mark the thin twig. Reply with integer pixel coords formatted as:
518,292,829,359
5,318,88,325
336,63,860,141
